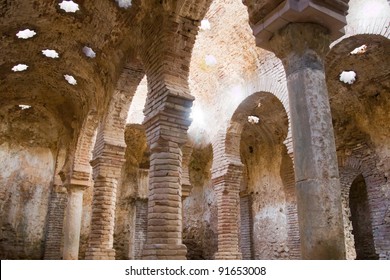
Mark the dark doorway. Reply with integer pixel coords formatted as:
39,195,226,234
349,174,378,259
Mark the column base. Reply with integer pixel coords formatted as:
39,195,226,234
214,251,242,260
142,244,187,260
85,248,116,260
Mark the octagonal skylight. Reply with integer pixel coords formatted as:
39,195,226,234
16,29,36,39
248,116,260,124
350,44,367,55
116,0,132,8
59,1,79,13
200,19,211,30
82,46,96,58
19,105,31,110
42,49,59,58
205,55,217,66
339,71,356,84
12,64,28,72
64,74,77,85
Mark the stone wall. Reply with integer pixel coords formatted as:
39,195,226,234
183,144,217,259
0,144,55,259
240,132,290,259
43,187,67,259
239,195,253,259
338,143,390,260
78,185,93,259
113,124,149,260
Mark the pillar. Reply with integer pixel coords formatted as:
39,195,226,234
213,163,243,260
141,108,191,260
269,23,345,259
85,143,125,260
139,12,197,260
63,183,88,260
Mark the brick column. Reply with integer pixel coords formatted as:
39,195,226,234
269,23,345,259
141,106,192,260
212,163,243,260
85,143,125,260
138,12,198,259
63,181,89,260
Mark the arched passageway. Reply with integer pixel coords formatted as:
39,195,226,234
349,174,379,260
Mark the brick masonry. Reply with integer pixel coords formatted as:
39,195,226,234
43,186,68,260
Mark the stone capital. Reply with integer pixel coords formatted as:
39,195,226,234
270,22,330,58
269,23,330,75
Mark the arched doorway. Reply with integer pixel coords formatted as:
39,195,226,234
225,91,298,259
349,174,378,259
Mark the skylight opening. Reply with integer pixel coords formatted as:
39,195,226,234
42,49,59,58
200,19,211,30
82,46,96,58
64,74,77,85
19,105,31,110
339,71,357,84
116,0,132,8
59,1,80,13
350,44,367,55
16,29,36,39
248,116,260,124
205,55,217,66
12,64,28,72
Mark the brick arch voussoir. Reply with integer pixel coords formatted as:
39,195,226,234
339,156,364,193
102,64,145,142
331,17,390,49
72,110,99,176
226,91,289,161
177,0,213,21
246,65,293,157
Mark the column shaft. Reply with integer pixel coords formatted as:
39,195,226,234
213,164,243,260
63,185,86,260
85,144,125,260
270,23,345,259
142,139,187,259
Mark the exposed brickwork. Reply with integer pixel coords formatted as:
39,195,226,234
338,143,390,259
43,186,68,260
212,90,292,260
212,163,243,260
239,195,253,259
71,111,99,178
139,11,200,260
114,125,149,260
85,142,125,260
86,65,144,260
181,143,194,199
281,153,301,259
55,111,99,260
43,148,68,260
331,15,390,48
350,174,378,259
327,10,390,259
134,199,148,259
